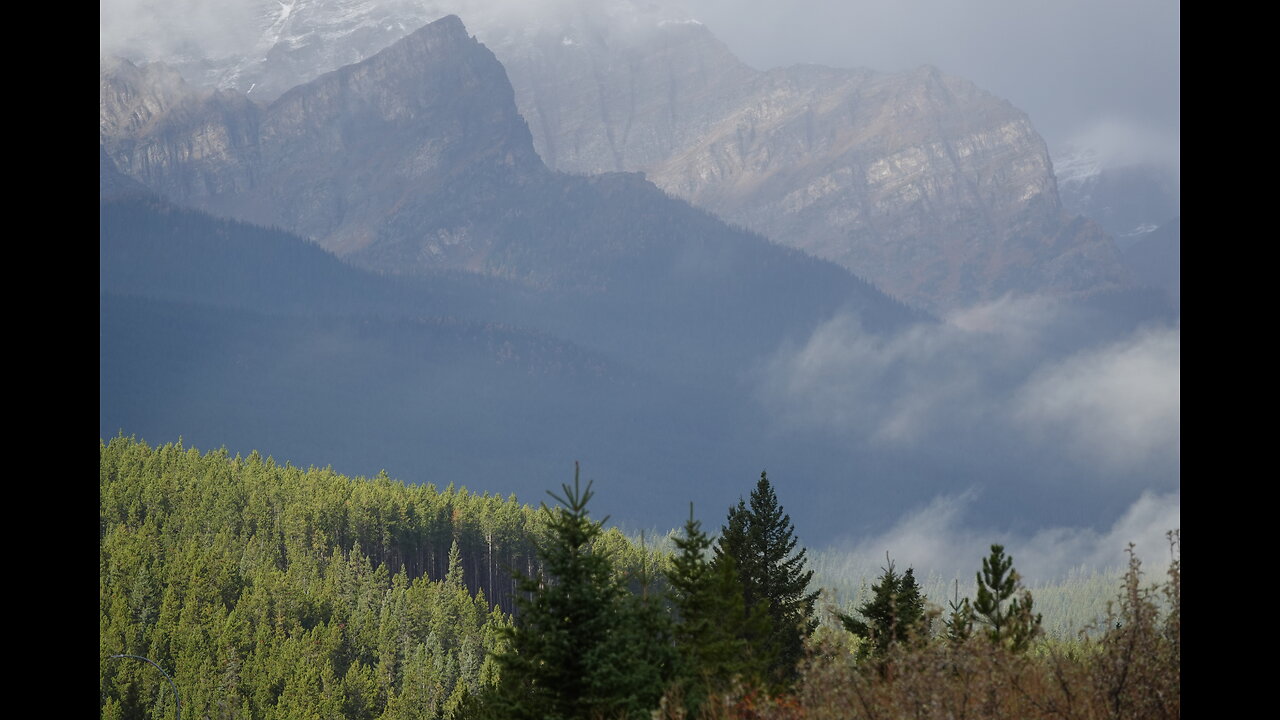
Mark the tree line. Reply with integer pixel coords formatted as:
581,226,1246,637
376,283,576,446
101,437,1175,719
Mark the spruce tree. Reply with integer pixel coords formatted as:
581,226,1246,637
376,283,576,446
713,471,818,687
944,579,974,645
485,464,666,720
838,555,928,656
669,505,767,711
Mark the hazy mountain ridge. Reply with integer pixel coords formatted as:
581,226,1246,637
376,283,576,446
102,0,1133,312
101,15,920,354
1052,146,1179,306
494,22,1130,311
98,192,916,531
102,16,543,266
1055,148,1179,241
98,3,1177,546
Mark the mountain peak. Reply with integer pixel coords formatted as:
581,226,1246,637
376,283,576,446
429,13,466,33
395,12,472,48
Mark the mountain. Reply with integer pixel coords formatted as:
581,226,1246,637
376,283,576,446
100,194,722,524
1054,147,1180,242
1117,218,1179,310
99,146,152,200
99,18,931,530
488,16,1127,311
102,0,1131,312
99,9,1171,539
101,15,919,365
101,16,541,267
101,190,928,539
1053,147,1179,307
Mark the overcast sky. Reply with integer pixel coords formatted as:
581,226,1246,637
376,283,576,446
677,0,1179,168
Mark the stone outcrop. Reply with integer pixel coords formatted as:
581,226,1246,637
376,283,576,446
102,16,543,264
484,17,1128,310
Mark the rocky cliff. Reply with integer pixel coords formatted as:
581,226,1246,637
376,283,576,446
102,16,544,269
101,13,917,345
102,1,1130,311
479,14,1129,310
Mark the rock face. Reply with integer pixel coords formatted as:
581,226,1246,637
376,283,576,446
100,12,916,346
102,16,544,268
103,1,1130,310
482,15,1128,310
101,58,261,201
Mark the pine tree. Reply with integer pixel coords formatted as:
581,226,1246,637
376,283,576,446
612,531,679,714
713,471,818,687
943,579,974,645
485,464,666,720
838,554,928,656
971,544,1041,652
669,505,766,711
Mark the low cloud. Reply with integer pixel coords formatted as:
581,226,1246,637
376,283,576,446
1065,117,1181,180
101,0,261,60
1015,326,1179,474
756,295,1058,445
100,0,694,64
755,295,1178,551
757,296,1179,479
841,488,1180,583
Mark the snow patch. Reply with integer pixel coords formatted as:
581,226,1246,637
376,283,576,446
1053,147,1102,187
1121,223,1159,237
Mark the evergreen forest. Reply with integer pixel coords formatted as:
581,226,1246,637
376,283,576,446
100,438,1179,719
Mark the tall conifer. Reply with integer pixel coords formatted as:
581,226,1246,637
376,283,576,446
669,505,766,710
713,471,817,686
486,464,666,720
972,544,1042,653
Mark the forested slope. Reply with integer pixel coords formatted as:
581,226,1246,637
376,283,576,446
99,437,659,719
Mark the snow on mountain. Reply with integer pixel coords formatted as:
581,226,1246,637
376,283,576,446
1053,143,1179,244
1052,146,1103,188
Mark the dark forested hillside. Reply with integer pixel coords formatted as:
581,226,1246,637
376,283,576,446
99,181,928,532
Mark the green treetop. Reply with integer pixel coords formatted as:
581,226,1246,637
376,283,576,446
713,471,818,687
971,544,1042,653
839,554,929,657
669,504,768,711
486,464,668,720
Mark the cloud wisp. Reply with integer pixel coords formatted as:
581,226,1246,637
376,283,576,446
832,486,1180,584
756,295,1179,482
